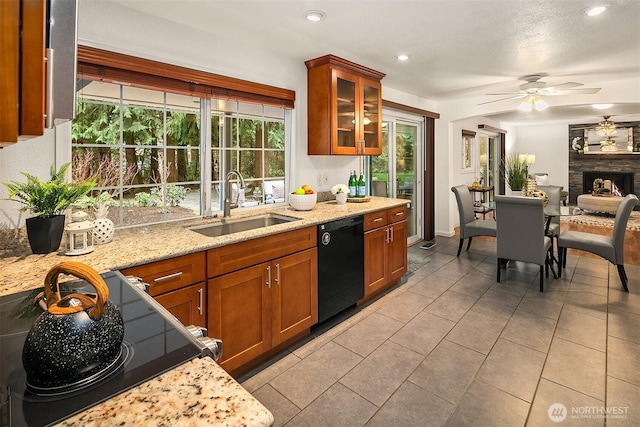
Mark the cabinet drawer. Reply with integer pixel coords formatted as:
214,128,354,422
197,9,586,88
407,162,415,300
364,210,388,231
121,252,206,296
388,205,408,224
207,226,317,278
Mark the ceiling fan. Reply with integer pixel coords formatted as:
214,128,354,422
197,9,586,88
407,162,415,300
479,74,602,110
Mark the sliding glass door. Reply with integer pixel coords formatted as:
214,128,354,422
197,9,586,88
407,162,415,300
368,114,423,244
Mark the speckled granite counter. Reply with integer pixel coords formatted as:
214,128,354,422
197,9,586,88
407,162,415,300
58,358,274,427
0,197,407,426
0,197,407,294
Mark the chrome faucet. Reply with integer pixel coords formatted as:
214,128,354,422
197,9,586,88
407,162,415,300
223,169,245,217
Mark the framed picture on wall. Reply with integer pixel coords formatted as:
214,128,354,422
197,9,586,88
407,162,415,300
462,129,475,171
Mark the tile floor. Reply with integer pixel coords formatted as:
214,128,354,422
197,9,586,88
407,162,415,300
240,235,640,427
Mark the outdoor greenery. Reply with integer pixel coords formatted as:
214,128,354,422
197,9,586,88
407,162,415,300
2,163,95,218
501,153,528,191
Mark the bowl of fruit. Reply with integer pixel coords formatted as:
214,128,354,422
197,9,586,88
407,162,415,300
289,185,317,211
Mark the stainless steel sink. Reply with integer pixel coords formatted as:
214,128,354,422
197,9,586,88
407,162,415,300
189,213,299,237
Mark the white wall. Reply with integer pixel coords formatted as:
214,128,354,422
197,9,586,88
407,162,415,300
512,124,569,190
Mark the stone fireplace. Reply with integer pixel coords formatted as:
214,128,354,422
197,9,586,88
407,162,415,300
568,120,640,205
582,171,635,195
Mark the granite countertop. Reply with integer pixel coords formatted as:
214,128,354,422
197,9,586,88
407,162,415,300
0,197,407,295
0,196,407,426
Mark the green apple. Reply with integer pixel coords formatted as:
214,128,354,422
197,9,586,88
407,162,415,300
295,187,305,195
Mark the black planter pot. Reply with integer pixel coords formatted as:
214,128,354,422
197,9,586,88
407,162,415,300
25,215,66,254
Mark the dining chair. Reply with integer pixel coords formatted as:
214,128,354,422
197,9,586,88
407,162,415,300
451,185,496,256
536,185,562,246
558,194,639,292
495,195,553,292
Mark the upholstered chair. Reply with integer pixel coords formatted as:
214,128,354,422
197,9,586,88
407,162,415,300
558,194,639,292
451,185,497,256
495,196,553,292
536,185,562,246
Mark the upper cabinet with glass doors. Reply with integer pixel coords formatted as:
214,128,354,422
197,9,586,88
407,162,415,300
305,55,385,155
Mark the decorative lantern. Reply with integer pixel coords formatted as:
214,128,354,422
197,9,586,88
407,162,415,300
65,211,95,256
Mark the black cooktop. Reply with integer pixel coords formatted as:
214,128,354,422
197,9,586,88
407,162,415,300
0,270,204,427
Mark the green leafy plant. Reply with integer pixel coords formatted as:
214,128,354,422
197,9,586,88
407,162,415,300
3,163,96,218
501,153,528,192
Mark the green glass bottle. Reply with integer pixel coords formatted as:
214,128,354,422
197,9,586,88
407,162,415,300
348,170,357,197
357,172,366,197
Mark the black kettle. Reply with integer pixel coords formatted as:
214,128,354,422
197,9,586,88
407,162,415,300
22,262,125,393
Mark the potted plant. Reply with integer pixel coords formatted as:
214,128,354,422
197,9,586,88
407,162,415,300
3,163,95,254
331,184,349,205
501,153,528,194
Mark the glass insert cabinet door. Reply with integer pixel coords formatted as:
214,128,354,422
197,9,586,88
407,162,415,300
332,70,382,155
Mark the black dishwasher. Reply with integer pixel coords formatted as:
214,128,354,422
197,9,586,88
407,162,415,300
317,215,364,323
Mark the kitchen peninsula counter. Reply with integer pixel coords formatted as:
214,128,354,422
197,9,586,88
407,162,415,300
0,197,408,426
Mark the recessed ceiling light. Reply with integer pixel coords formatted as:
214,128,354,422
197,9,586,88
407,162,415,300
305,10,325,22
592,103,613,109
396,54,409,61
584,5,609,16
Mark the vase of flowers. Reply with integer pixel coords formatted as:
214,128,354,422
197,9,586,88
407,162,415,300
331,184,349,205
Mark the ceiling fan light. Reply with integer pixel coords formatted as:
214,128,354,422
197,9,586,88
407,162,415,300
592,103,613,110
518,99,533,112
533,96,549,111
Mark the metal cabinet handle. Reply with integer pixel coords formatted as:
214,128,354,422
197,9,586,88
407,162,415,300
45,49,54,128
153,271,183,283
395,212,404,217
197,288,203,315
275,263,280,285
390,227,394,242
266,265,271,288
372,217,384,223
385,228,390,243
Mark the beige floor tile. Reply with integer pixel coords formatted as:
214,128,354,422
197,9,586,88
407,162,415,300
286,382,377,427
607,336,640,386
446,380,529,427
562,290,608,320
542,338,606,400
445,309,508,355
340,341,424,406
527,379,604,427
269,341,362,409
500,308,557,353
375,290,434,323
607,308,640,344
555,308,607,351
408,339,485,405
477,338,546,402
241,352,301,393
608,288,640,315
390,311,456,356
449,271,494,298
517,292,565,320
405,275,456,299
606,377,640,427
470,288,523,320
251,384,300,427
423,290,478,322
333,312,404,357
366,381,455,427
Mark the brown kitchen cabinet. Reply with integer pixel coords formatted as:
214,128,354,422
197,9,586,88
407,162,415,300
208,248,318,373
363,205,408,299
1,0,45,145
305,54,385,155
121,252,207,327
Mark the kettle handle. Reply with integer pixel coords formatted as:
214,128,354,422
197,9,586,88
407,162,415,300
43,261,110,319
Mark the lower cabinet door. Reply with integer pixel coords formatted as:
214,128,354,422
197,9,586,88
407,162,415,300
271,248,318,346
364,227,387,297
154,282,206,328
388,220,408,283
208,263,272,372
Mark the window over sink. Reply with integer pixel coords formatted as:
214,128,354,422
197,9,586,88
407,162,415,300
71,48,292,228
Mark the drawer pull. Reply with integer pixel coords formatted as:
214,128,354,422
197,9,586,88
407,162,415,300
197,288,203,315
395,212,404,217
372,217,384,222
153,271,183,283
